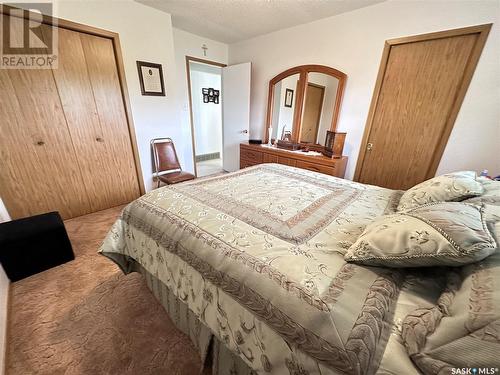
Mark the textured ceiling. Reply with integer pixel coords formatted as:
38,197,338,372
136,0,385,44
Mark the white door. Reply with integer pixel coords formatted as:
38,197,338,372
222,62,251,172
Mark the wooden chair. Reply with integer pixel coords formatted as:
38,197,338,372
151,138,195,188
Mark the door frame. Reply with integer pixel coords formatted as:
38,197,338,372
185,56,227,177
0,4,145,194
353,24,492,182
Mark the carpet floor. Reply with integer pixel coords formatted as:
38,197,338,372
6,205,202,375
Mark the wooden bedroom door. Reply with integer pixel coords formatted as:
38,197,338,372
354,24,491,190
300,83,325,143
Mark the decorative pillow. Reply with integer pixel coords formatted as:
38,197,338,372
465,177,500,206
344,202,497,268
401,250,500,373
397,171,484,211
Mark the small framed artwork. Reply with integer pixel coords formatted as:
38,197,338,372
284,88,294,108
136,61,165,96
202,88,220,104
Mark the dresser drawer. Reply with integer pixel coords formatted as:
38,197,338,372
263,153,278,163
240,158,259,169
277,157,296,167
295,160,336,176
240,148,263,163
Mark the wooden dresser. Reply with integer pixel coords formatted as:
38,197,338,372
240,143,348,178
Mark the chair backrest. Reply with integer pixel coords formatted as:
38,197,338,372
151,138,182,175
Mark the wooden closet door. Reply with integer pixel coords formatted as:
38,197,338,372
46,27,140,211
79,33,140,203
355,25,491,190
0,16,91,219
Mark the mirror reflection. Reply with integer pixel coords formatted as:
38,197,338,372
270,73,299,142
299,72,340,145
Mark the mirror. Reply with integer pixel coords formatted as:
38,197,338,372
300,73,339,145
270,73,299,142
265,65,346,146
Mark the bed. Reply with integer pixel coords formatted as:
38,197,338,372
100,163,494,375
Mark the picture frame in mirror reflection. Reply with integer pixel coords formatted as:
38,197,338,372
284,88,294,108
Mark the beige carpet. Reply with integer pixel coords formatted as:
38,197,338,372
6,206,202,375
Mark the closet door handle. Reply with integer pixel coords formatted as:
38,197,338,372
36,141,45,146
96,137,104,143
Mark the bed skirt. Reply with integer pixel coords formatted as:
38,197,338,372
133,260,253,375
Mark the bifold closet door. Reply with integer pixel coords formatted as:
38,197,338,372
46,26,140,212
0,16,91,220
79,33,140,205
0,16,140,220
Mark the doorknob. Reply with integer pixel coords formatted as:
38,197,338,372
241,130,248,134
366,142,373,151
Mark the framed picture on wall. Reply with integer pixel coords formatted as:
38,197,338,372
202,88,220,104
136,61,165,96
284,88,294,107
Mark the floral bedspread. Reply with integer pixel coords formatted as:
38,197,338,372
100,164,437,375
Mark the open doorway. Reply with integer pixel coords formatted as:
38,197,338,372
186,57,226,177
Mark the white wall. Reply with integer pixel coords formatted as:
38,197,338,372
229,0,500,179
189,63,222,156
0,199,10,375
173,28,228,172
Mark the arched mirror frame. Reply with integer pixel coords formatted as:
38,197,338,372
264,64,347,144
